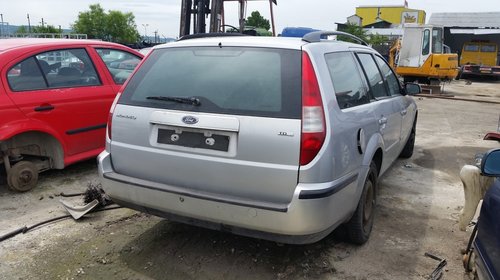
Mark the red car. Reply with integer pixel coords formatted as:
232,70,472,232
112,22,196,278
0,39,143,191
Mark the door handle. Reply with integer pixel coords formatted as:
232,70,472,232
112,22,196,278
34,105,55,112
401,109,408,116
378,117,388,125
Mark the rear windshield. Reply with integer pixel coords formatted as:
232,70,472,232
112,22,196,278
119,46,301,119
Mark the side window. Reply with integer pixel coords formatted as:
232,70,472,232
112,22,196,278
374,55,401,96
36,49,101,88
422,29,430,55
357,53,389,99
325,52,369,109
481,44,496,52
7,48,101,92
96,49,141,84
464,44,479,52
7,57,47,91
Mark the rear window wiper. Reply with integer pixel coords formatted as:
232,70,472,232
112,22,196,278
146,96,201,106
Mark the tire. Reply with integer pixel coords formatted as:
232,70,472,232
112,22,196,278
399,126,415,159
7,161,39,192
455,68,463,80
346,162,377,245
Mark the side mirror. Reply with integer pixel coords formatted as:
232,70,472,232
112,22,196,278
481,148,500,176
404,83,422,95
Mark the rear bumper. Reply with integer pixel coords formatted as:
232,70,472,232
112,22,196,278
462,65,500,76
98,151,364,244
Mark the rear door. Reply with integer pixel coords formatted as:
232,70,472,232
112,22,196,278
373,55,416,144
323,51,377,178
0,68,27,139
5,46,115,158
356,53,403,167
111,46,303,205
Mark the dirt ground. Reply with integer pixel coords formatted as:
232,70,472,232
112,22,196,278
1,79,499,280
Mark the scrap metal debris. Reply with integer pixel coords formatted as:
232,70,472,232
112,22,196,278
0,182,120,243
59,183,112,220
425,252,447,280
83,183,112,206
60,199,100,220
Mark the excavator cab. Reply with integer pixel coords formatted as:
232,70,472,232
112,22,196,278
391,24,459,84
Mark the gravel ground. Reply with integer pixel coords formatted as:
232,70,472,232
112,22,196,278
0,79,499,280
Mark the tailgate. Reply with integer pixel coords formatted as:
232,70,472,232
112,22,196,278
110,106,301,204
109,44,303,205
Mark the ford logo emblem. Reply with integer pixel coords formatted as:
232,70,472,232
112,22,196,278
182,116,198,125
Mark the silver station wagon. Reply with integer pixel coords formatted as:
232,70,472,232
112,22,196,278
98,31,419,244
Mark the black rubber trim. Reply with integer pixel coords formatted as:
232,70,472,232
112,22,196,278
66,123,107,135
299,173,358,200
103,172,288,212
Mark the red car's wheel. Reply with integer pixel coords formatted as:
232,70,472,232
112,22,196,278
7,161,39,192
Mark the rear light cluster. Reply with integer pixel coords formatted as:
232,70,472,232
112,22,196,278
300,52,326,166
107,92,121,140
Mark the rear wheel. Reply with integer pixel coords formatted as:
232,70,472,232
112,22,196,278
346,162,377,245
7,161,39,192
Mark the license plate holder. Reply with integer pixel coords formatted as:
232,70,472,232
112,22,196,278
157,128,229,151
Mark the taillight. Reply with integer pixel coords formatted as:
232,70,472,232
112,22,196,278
300,52,326,166
107,92,121,140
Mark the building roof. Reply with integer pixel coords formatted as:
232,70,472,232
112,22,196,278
364,20,393,29
429,12,500,28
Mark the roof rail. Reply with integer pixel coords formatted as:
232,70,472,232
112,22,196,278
302,31,368,46
178,32,248,41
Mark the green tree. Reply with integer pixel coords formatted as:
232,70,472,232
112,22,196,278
368,33,389,46
338,23,369,44
33,25,61,33
16,26,28,33
73,4,139,43
17,25,61,34
105,10,140,43
73,4,107,39
245,11,270,31
338,23,388,46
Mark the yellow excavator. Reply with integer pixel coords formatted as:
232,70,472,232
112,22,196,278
389,24,459,85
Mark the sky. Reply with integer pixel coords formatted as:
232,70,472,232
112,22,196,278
1,0,499,38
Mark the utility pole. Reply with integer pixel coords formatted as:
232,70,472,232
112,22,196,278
41,18,45,28
27,13,31,33
154,30,158,43
0,14,3,37
142,23,149,41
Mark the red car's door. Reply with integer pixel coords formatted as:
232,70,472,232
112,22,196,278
5,47,116,163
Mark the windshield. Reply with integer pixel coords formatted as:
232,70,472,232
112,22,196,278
432,28,443,54
119,46,302,119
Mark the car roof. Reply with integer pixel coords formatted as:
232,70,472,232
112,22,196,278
0,38,131,53
156,36,371,52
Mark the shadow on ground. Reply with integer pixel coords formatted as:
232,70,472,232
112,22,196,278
118,221,343,280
